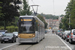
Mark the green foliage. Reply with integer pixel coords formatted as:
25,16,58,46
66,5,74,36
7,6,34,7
0,26,18,32
60,17,69,30
59,23,63,29
0,2,3,17
10,17,19,26
60,0,75,29
0,0,20,29
40,13,59,19
20,0,32,15
37,15,48,28
60,14,64,17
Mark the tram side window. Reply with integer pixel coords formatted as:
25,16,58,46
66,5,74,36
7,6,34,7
38,24,40,32
40,25,41,33
36,22,38,31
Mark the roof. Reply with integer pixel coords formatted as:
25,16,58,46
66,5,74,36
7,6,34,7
19,15,44,26
53,19,59,21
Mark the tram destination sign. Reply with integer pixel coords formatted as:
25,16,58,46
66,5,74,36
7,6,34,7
21,19,32,21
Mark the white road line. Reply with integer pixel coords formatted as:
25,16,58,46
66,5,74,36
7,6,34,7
56,35,72,50
0,43,19,50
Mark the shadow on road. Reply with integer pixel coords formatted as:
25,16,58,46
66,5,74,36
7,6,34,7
19,43,37,45
18,38,45,45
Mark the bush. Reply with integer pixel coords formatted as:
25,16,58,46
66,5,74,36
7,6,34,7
0,26,18,32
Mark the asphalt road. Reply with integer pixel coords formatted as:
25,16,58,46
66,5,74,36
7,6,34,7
0,38,18,50
0,30,74,50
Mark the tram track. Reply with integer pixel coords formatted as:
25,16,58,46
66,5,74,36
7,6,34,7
1,43,36,50
25,45,33,50
19,43,36,50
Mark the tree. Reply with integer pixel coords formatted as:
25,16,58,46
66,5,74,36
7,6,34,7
37,15,48,28
0,0,20,29
0,2,3,17
40,13,59,19
60,14,64,17
20,0,32,15
8,17,19,26
60,0,75,30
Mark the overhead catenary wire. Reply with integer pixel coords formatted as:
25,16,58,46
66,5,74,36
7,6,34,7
53,0,55,15
52,0,55,28
29,0,39,15
31,0,35,5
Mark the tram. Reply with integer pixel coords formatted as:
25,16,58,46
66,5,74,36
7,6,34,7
18,15,45,43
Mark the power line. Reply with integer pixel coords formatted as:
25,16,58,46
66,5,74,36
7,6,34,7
53,0,55,15
31,0,35,4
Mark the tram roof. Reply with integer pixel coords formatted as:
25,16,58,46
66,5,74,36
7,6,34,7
20,15,35,17
19,15,44,25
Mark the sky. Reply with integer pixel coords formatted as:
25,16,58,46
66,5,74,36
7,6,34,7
29,0,70,15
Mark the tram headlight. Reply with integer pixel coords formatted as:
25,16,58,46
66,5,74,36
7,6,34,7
32,35,35,37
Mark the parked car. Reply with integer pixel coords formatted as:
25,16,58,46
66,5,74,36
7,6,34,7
57,30,60,35
62,32,65,39
62,30,70,40
1,33,16,43
55,31,57,34
69,29,75,44
66,33,70,42
45,30,47,33
0,30,8,41
13,32,18,38
59,32,63,37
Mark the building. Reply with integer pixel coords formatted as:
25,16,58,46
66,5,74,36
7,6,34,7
44,17,59,29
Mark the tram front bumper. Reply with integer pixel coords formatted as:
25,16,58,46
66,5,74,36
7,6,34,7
18,37,37,43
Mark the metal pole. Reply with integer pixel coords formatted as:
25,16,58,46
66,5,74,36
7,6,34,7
69,16,70,29
30,5,39,16
53,0,55,15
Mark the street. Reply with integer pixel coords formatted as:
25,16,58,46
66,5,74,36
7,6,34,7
0,31,75,50
0,0,75,50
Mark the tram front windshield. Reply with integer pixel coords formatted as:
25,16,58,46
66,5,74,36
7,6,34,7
19,18,35,33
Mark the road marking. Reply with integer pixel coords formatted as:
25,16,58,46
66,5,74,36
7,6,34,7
56,35,72,50
0,43,19,50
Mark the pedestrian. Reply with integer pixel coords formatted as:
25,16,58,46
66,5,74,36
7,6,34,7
52,30,54,34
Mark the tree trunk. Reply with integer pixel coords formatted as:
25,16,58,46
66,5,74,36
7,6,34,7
4,20,6,30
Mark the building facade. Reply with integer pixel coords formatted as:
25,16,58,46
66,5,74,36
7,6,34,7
44,17,59,30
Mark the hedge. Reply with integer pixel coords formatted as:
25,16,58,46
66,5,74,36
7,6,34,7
0,26,18,32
